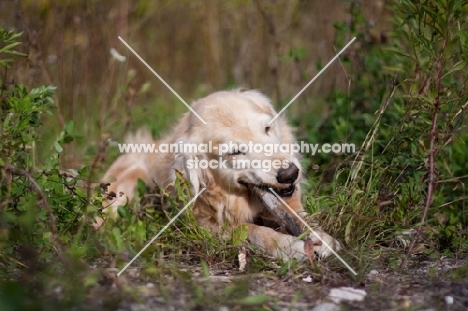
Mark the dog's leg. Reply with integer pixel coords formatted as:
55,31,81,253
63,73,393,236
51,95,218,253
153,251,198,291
96,154,150,227
246,223,340,261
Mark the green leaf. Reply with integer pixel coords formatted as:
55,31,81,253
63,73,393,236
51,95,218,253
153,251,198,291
117,205,129,218
385,47,413,60
43,231,52,241
443,61,467,79
78,166,90,177
112,227,123,250
53,141,63,153
0,41,22,54
200,259,210,277
238,294,270,305
64,120,74,133
136,178,147,197
345,216,353,244
83,272,99,287
138,82,151,94
231,224,248,246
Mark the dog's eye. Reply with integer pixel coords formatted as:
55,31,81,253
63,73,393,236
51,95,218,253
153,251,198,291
265,126,271,135
229,150,243,156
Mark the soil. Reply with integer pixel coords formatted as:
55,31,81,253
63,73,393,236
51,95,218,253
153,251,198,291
86,256,468,311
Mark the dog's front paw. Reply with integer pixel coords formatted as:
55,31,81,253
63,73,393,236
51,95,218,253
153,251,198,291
305,229,341,259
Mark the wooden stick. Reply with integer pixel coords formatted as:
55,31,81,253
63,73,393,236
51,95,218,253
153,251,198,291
250,186,304,237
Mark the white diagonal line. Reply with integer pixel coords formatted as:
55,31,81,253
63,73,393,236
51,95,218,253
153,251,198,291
118,36,207,125
268,188,357,276
117,188,206,276
269,37,356,124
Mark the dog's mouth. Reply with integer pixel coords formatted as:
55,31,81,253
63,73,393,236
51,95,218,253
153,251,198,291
239,181,296,197
270,184,296,197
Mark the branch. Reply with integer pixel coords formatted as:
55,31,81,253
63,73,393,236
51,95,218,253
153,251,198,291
401,24,447,269
86,140,107,204
3,164,67,259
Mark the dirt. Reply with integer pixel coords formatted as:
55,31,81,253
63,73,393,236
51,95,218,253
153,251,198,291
84,256,468,311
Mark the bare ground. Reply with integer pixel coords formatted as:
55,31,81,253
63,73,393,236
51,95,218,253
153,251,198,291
84,255,468,311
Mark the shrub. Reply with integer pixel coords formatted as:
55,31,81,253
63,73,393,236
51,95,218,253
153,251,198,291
304,0,468,261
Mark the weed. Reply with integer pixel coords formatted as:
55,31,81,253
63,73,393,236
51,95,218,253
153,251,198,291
301,0,468,273
1,0,468,309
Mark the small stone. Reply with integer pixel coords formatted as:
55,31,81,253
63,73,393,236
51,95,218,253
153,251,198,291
238,247,247,272
444,296,454,304
329,287,367,303
311,302,340,311
302,275,313,283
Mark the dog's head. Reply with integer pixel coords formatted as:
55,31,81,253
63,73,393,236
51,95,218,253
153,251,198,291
174,89,302,197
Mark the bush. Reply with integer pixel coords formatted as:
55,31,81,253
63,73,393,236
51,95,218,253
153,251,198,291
0,29,235,309
304,0,468,261
1,0,468,308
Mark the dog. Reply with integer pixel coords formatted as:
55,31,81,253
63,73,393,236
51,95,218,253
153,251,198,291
101,89,340,260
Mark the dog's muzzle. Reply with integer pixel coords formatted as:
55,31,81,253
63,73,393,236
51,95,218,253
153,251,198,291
276,162,299,184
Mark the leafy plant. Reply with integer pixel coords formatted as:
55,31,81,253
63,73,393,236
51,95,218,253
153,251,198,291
0,29,25,68
0,29,102,309
303,0,468,264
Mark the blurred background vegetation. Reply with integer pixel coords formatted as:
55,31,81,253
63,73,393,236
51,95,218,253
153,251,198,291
1,0,468,310
1,0,388,167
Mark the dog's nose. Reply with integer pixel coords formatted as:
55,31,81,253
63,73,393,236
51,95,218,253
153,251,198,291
276,163,299,184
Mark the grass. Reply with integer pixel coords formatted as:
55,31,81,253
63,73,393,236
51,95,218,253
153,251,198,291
2,0,468,309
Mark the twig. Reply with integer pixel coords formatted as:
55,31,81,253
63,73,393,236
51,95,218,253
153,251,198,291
0,67,8,99
401,25,447,269
437,197,467,209
400,111,438,269
86,140,108,204
438,174,468,183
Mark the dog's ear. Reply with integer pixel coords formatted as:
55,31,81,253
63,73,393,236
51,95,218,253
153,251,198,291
171,112,212,194
173,151,206,194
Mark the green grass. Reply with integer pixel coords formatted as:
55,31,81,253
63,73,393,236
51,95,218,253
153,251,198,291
2,0,468,309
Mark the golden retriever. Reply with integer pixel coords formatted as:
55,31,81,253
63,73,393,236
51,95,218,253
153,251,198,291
102,89,340,260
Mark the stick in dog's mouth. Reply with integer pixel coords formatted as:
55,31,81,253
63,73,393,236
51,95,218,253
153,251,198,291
247,184,304,237
239,181,296,198
269,184,296,197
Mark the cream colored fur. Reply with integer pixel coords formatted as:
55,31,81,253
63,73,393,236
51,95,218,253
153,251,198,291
102,89,340,260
